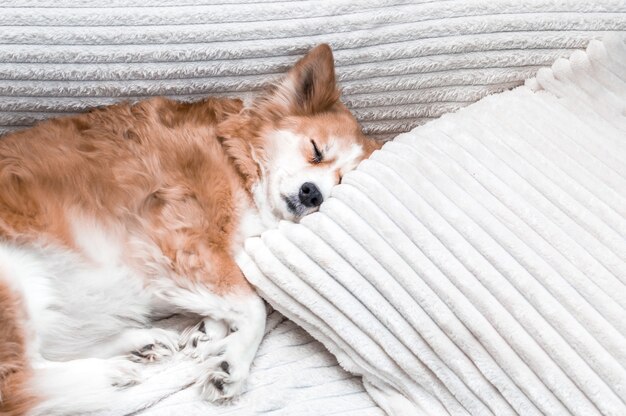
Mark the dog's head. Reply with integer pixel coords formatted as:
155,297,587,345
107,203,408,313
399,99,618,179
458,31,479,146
218,44,381,223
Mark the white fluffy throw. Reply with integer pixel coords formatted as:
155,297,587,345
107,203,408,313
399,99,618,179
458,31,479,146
238,35,626,416
1,1,625,140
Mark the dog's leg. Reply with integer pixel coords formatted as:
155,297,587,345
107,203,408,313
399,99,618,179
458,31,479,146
30,355,199,416
30,356,142,415
154,261,266,402
89,327,180,363
0,241,180,365
187,291,266,402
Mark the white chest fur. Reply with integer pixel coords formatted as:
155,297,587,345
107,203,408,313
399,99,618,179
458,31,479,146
231,190,269,256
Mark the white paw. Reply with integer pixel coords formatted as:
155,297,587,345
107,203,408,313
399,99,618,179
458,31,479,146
198,356,248,403
184,331,254,403
126,328,179,363
181,325,250,402
129,342,174,363
179,319,228,351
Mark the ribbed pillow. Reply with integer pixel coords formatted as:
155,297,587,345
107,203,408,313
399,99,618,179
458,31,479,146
237,35,626,416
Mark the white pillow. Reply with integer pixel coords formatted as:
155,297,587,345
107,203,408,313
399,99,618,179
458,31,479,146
238,36,626,416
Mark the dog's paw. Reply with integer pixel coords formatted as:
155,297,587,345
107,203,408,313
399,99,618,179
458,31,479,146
191,334,253,403
126,328,179,363
179,319,228,352
180,316,259,403
199,357,248,403
129,341,174,363
182,330,249,402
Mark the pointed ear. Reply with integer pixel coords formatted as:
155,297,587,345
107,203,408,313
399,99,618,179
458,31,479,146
258,44,340,117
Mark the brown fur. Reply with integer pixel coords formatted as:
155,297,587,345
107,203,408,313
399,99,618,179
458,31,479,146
217,45,381,190
0,96,250,291
0,278,35,416
0,44,381,414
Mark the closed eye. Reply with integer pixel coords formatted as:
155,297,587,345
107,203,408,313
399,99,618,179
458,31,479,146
311,140,323,163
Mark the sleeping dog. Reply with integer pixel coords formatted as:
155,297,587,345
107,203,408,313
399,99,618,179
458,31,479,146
0,44,380,415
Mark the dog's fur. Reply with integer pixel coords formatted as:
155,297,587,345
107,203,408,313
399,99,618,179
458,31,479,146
0,45,380,415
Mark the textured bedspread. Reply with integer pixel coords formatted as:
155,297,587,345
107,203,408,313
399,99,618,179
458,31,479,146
1,1,625,140
138,311,384,416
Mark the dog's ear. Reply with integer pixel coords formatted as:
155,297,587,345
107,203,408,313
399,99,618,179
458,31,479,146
257,44,340,117
216,113,265,189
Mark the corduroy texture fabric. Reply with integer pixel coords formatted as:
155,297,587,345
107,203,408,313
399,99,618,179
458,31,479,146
237,35,626,416
133,311,385,416
1,1,626,140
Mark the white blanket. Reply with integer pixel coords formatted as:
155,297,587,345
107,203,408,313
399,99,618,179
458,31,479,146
1,1,625,140
238,35,626,415
129,310,384,416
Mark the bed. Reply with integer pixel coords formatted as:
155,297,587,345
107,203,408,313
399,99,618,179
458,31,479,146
1,1,625,415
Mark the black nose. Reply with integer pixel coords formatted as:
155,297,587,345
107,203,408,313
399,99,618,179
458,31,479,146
299,182,323,208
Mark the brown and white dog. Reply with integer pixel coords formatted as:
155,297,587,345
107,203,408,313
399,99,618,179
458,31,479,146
0,45,380,415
